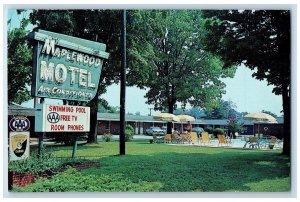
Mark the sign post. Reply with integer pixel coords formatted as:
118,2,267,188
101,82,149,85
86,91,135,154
72,137,78,158
120,10,126,155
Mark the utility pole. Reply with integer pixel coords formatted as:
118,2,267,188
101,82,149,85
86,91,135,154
120,10,126,155
148,108,154,116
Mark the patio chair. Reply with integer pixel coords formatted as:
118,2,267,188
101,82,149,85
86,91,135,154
153,134,164,144
268,136,283,149
244,137,260,149
258,137,270,149
200,132,211,146
171,133,182,144
164,134,172,144
217,134,231,147
180,133,191,144
190,132,199,144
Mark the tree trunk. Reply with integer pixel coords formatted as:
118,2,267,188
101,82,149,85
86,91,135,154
281,83,290,157
88,107,98,143
87,94,98,143
167,101,174,134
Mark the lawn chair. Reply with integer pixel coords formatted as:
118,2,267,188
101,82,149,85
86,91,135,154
258,137,270,149
200,132,211,146
190,132,198,145
217,134,231,147
268,136,282,149
243,137,260,149
164,134,172,144
180,133,191,144
153,134,164,144
171,133,182,144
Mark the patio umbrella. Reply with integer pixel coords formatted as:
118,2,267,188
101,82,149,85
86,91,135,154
177,115,195,132
244,112,277,135
177,115,196,122
153,113,180,122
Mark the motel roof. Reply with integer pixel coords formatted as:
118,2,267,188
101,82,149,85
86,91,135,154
8,105,283,125
8,104,36,116
97,112,283,125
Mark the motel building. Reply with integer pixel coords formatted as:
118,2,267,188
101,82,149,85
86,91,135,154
8,104,284,139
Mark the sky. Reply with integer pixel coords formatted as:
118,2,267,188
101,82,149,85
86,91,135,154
7,9,283,117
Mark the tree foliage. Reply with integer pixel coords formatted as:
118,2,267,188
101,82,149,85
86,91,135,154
174,107,206,119
261,110,278,118
203,10,290,95
204,100,237,119
128,10,237,115
227,118,244,138
7,18,32,104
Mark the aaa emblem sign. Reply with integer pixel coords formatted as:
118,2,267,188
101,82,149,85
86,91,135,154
9,116,30,131
9,132,30,161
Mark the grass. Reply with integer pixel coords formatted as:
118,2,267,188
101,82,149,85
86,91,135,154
13,141,291,192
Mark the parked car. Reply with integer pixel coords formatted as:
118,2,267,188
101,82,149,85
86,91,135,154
145,127,165,136
192,127,204,137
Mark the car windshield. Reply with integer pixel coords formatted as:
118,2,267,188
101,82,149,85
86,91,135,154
152,127,161,130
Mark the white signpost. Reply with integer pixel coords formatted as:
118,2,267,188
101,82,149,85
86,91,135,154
35,104,90,132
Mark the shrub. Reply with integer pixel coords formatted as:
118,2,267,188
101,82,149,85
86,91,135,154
9,149,61,174
8,149,96,175
204,126,213,134
227,119,244,138
213,128,225,136
102,133,113,142
125,125,134,141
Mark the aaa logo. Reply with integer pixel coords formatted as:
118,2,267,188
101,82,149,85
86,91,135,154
47,112,60,123
9,116,30,131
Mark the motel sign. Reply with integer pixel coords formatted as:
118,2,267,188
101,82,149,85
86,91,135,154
29,29,109,102
29,30,109,132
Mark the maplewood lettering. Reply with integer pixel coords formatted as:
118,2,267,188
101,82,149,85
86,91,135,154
37,38,103,99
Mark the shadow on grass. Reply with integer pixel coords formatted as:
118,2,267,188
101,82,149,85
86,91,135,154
80,151,290,192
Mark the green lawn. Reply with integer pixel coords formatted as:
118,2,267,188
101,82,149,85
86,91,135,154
14,141,290,192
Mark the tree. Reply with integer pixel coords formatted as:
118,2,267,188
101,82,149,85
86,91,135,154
227,118,244,138
7,17,32,104
261,110,278,118
202,10,291,156
29,10,123,143
204,100,237,119
173,107,205,119
127,10,236,133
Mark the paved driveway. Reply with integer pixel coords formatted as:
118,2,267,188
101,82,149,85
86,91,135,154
97,134,153,142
